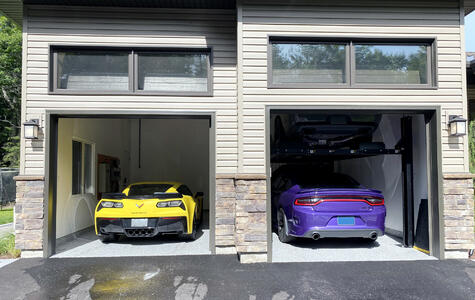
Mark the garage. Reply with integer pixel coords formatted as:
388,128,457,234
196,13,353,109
268,108,442,262
45,113,215,258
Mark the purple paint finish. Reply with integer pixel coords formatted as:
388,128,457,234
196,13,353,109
278,185,386,239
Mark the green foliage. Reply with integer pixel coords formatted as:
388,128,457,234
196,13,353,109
0,208,13,225
469,119,475,173
0,234,20,258
0,16,22,167
1,134,19,167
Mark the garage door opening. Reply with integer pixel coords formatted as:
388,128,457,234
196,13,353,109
268,109,441,262
46,114,214,257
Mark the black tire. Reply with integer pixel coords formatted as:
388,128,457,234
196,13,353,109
277,209,294,243
180,214,198,241
198,200,203,225
99,234,117,243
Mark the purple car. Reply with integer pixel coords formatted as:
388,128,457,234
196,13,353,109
272,166,386,243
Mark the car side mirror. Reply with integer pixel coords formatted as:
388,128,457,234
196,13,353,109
195,192,204,197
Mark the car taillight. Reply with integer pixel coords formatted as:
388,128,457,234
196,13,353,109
365,197,384,205
294,197,322,206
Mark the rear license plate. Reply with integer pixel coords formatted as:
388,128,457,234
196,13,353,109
131,218,148,227
337,217,355,226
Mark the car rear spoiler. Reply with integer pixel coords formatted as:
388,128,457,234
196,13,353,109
101,192,183,200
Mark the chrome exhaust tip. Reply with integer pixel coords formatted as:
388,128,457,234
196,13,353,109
312,233,320,241
369,232,378,241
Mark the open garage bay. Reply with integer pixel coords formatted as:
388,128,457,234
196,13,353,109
51,115,213,257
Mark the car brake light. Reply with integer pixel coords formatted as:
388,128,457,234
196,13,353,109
365,197,384,205
294,197,322,206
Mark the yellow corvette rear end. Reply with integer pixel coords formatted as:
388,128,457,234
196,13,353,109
94,182,203,242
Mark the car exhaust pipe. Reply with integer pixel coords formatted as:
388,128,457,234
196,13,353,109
369,232,378,241
312,233,320,240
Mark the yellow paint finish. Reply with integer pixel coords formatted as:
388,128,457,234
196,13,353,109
94,182,202,235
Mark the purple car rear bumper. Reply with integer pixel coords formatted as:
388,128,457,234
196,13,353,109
287,201,386,239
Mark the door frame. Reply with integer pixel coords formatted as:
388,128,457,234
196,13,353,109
44,110,216,257
265,105,444,262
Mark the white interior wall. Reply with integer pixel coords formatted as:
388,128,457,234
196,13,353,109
129,119,210,209
335,115,404,235
56,117,211,239
56,118,130,239
412,115,428,230
335,114,428,236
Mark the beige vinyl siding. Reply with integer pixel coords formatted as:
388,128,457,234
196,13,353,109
23,5,237,175
239,0,467,174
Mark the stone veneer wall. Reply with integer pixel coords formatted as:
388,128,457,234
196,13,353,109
215,177,237,253
13,172,474,261
215,174,268,263
14,176,45,257
443,176,475,259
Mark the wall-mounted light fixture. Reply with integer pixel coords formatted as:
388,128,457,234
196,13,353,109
23,119,39,139
448,115,467,137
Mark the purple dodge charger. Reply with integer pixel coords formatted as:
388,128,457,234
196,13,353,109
272,166,386,243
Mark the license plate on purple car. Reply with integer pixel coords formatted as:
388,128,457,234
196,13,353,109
337,217,355,225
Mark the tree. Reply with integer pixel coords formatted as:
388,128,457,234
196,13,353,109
0,16,21,167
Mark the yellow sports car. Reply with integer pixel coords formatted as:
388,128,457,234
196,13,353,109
94,182,203,242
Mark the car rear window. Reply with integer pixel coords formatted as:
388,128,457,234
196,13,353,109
128,184,173,196
293,172,360,189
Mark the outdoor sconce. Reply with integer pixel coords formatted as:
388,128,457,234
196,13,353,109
23,119,39,139
448,115,467,137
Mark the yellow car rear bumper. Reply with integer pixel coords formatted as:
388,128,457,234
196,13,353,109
94,199,194,236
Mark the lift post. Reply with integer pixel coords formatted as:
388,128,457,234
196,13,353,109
401,116,415,248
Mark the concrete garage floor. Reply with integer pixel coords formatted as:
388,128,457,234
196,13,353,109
272,233,435,262
53,215,211,258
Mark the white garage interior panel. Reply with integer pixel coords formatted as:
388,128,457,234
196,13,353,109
53,117,211,257
270,111,435,262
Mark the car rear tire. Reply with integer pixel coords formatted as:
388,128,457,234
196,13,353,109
180,214,198,241
198,200,203,225
99,234,117,243
277,209,294,243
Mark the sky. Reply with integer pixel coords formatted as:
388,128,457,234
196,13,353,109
467,12,475,53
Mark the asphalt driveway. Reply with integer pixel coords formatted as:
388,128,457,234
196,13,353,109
0,255,474,299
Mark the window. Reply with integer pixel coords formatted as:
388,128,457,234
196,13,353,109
56,50,129,91
51,47,212,95
128,184,173,196
84,143,93,193
72,141,82,195
271,42,347,85
269,38,435,88
354,44,429,85
137,52,209,92
72,140,95,195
